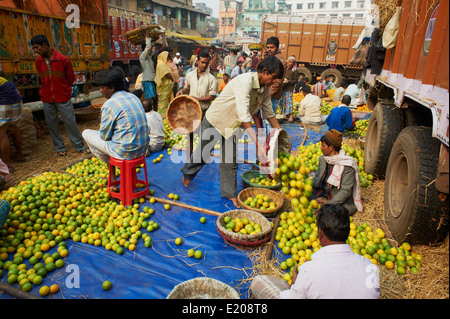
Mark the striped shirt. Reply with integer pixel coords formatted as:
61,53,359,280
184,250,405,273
100,91,149,159
280,244,380,299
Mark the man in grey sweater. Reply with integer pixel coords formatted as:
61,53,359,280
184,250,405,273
312,129,363,215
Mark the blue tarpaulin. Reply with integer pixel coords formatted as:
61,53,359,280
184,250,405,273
0,123,325,299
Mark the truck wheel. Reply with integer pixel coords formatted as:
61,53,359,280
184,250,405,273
320,68,342,88
384,126,448,244
364,100,404,178
296,67,312,82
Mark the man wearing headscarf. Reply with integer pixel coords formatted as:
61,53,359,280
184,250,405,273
312,129,363,215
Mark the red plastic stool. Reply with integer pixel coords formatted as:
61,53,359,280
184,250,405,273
107,156,149,207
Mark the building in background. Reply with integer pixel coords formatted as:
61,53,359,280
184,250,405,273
219,0,242,40
239,0,272,38
282,0,371,19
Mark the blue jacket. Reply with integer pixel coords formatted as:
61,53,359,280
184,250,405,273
326,105,354,132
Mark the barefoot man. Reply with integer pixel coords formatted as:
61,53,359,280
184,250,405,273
181,55,285,208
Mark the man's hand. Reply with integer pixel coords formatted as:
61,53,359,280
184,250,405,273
291,265,299,286
257,142,267,165
316,197,328,205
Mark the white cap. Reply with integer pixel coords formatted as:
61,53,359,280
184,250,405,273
176,52,180,56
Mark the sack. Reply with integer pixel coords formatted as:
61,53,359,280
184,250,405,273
8,110,37,157
383,7,402,49
349,42,370,65
260,129,291,178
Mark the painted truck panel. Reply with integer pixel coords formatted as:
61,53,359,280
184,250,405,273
108,6,155,64
365,0,449,146
0,0,109,89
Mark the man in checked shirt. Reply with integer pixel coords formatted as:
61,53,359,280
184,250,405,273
82,70,149,182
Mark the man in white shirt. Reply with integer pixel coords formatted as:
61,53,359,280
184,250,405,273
173,52,182,66
177,50,218,114
177,49,218,160
250,204,380,299
333,82,349,102
142,99,165,154
298,85,326,125
344,83,360,105
181,56,287,209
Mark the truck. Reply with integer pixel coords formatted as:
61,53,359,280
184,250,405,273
108,5,155,70
0,0,110,99
363,0,449,244
260,14,366,86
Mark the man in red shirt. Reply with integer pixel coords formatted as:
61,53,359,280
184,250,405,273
31,35,88,156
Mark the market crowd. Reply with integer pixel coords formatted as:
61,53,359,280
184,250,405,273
0,30,378,299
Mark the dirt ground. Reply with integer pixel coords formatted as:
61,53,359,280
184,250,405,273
3,99,449,299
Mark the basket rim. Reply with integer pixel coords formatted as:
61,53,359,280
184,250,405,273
237,187,284,215
217,227,271,247
166,95,202,134
216,209,272,243
166,277,240,299
240,170,281,190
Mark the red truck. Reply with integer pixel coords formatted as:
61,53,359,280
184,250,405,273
261,14,366,86
363,0,449,244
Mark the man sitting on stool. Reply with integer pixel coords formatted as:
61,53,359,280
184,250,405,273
82,69,149,182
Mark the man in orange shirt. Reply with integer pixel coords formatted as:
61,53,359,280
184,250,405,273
218,73,230,93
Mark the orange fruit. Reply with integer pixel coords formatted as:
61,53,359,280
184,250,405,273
49,284,60,294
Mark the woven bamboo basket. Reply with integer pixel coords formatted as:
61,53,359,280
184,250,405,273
240,170,281,190
74,108,100,121
227,44,243,51
216,210,272,247
166,277,240,299
237,187,284,218
124,25,162,45
166,95,202,134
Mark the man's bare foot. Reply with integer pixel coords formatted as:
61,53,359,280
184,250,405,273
182,176,190,187
228,197,240,209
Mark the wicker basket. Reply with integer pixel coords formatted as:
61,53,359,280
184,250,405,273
216,210,272,247
240,170,281,190
74,108,100,121
227,44,243,51
166,95,202,134
166,277,240,299
124,25,162,45
237,187,284,218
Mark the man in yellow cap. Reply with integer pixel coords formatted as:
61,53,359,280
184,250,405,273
312,129,363,215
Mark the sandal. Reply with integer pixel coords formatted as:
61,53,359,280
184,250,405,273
79,149,91,155
57,151,67,157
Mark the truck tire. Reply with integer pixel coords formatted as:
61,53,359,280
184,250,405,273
320,68,342,88
296,67,312,82
364,100,404,178
384,126,449,244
